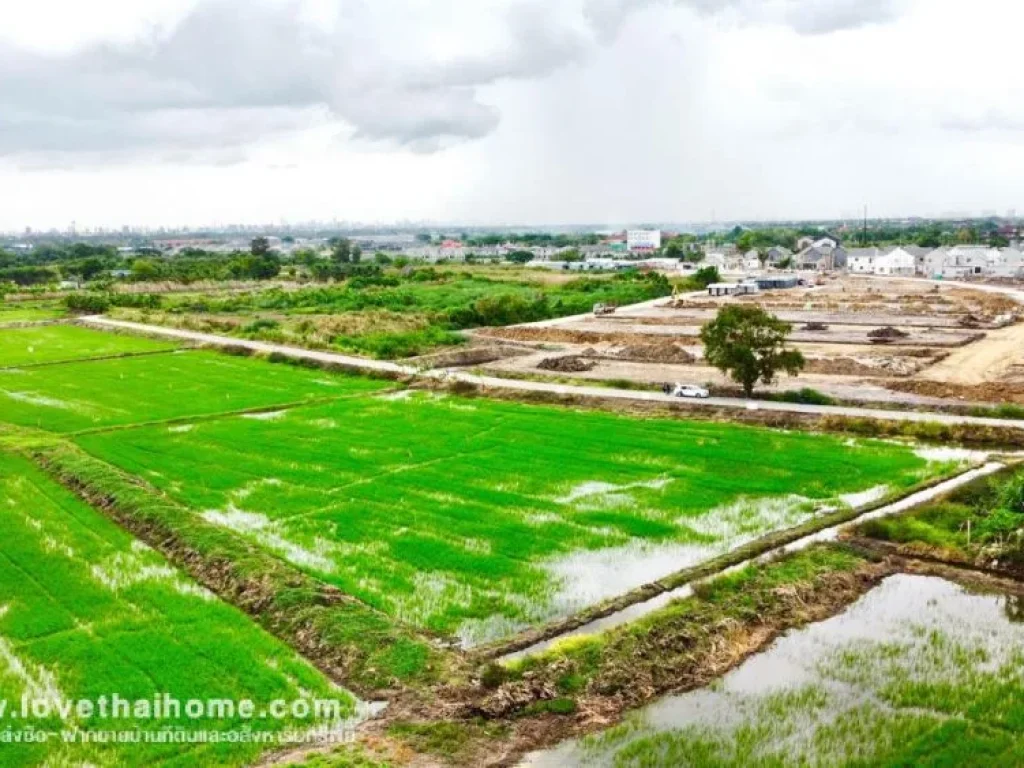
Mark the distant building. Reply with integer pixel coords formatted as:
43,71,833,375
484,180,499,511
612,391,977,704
707,282,758,297
754,276,799,290
627,230,662,252
795,243,847,271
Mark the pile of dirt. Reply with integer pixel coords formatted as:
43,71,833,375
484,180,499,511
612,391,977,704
867,326,910,344
884,379,1024,404
958,314,983,329
478,327,628,345
537,355,596,373
614,342,696,364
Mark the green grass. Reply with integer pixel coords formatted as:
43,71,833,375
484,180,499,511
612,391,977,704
0,325,175,367
0,349,393,433
74,392,935,642
0,453,357,767
128,269,672,359
285,746,392,767
969,403,1024,420
858,466,1024,559
0,304,65,323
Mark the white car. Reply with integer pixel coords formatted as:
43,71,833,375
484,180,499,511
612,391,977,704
666,383,710,399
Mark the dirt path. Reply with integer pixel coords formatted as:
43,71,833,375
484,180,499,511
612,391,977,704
920,320,1024,384
79,316,1024,430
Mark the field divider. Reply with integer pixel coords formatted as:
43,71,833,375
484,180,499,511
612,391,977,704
0,346,186,372
473,465,987,662
66,387,403,437
0,319,69,330
28,441,458,695
841,534,1024,585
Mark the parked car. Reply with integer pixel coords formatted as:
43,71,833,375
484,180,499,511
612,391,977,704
663,383,710,399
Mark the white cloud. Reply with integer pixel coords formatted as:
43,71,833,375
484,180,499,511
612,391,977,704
0,0,1021,229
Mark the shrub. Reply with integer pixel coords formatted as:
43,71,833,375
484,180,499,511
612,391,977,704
774,388,836,406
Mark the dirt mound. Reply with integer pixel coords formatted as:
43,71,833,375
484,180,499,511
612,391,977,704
478,326,647,346
868,326,910,344
614,343,696,364
958,314,983,328
884,379,1024,404
868,326,910,340
537,355,596,373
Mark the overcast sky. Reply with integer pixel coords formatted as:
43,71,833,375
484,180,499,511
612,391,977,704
1,0,1021,230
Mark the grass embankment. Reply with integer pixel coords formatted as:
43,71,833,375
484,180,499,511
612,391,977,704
32,442,450,695
0,453,358,767
381,545,891,765
854,465,1024,573
108,269,671,359
74,392,934,642
566,572,1024,767
0,301,66,324
0,349,393,433
0,324,175,367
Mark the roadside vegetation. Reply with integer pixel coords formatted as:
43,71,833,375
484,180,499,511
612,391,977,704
92,268,671,359
700,305,805,397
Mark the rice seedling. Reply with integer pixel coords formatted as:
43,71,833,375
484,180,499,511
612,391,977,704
0,350,392,432
533,574,1024,767
76,392,937,643
0,324,174,367
0,453,360,766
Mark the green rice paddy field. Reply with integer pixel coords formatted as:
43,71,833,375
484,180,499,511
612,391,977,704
0,323,994,765
0,453,358,767
0,303,66,324
0,325,174,367
76,393,938,643
530,574,1024,767
0,325,946,645
0,346,391,433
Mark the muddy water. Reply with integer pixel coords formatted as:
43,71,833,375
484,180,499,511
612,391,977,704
500,463,1003,661
521,574,1024,767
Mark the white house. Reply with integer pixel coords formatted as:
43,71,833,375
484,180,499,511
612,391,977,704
703,252,728,269
847,246,917,276
878,247,917,276
847,248,884,274
742,250,762,272
922,246,991,279
989,248,1024,278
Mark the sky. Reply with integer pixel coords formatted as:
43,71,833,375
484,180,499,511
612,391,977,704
1,0,1022,231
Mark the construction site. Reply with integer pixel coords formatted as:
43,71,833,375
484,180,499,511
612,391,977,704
470,276,1024,409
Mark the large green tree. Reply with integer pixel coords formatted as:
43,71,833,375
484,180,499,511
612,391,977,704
700,305,805,397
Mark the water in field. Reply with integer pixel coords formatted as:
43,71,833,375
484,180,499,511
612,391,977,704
521,575,1024,767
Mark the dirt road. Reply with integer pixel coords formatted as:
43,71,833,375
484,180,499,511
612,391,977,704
80,316,1024,431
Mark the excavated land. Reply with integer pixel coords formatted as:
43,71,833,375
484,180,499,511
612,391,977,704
470,276,1024,408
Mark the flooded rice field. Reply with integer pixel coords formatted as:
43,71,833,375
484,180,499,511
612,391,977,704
522,574,1024,766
